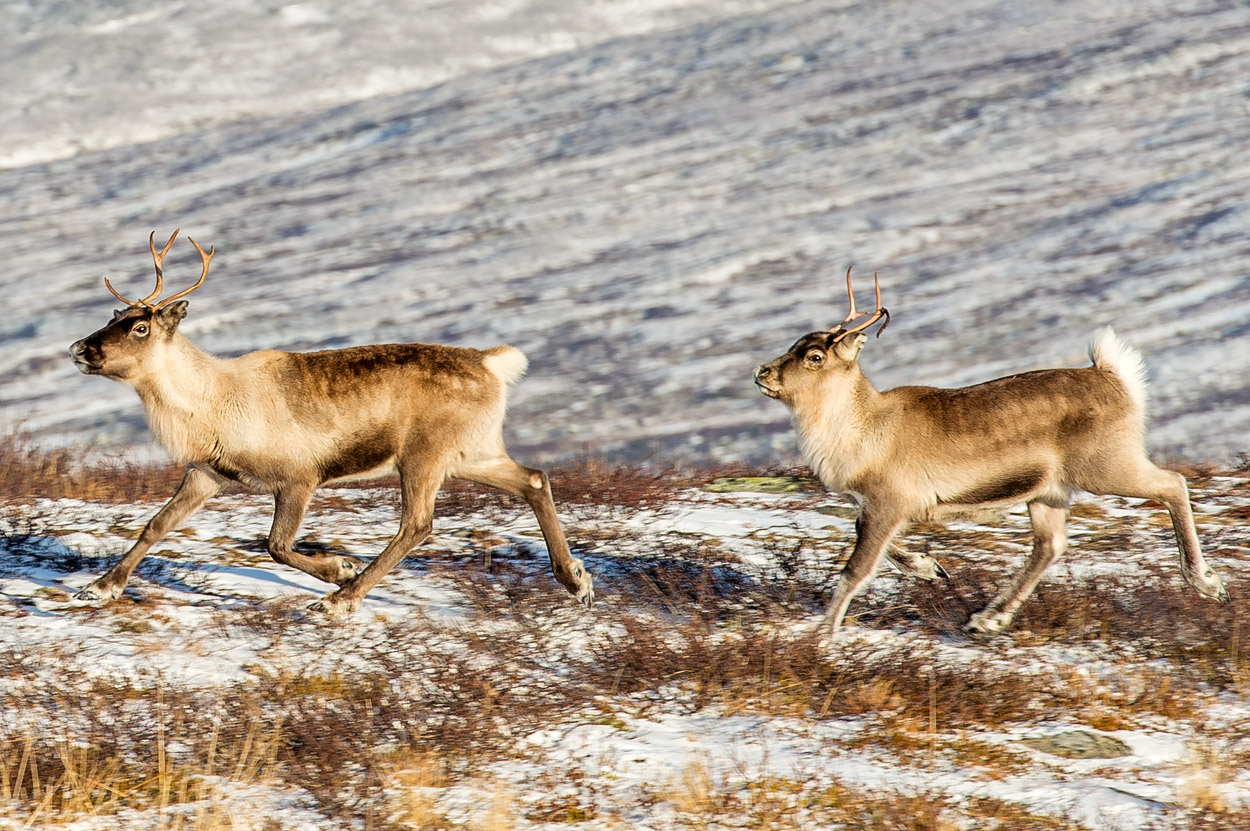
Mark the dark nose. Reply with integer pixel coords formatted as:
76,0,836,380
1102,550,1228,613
69,338,97,365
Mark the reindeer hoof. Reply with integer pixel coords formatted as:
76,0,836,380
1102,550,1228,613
885,551,947,581
308,592,361,617
569,559,594,608
910,559,948,581
333,555,365,586
73,583,122,604
1205,581,1230,604
1189,569,1229,603
965,610,1012,636
809,615,847,649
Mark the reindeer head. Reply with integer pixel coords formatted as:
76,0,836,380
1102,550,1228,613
69,229,213,382
753,268,889,407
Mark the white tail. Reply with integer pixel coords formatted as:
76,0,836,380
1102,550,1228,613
483,345,529,387
1089,326,1148,412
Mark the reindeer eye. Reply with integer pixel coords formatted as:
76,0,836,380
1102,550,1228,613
805,350,825,365
131,323,150,337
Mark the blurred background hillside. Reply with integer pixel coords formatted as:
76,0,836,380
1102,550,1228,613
2,0,1248,465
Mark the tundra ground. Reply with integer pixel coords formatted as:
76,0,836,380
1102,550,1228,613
1,444,1248,829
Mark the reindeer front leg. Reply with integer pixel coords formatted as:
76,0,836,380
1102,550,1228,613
822,509,907,633
75,465,221,603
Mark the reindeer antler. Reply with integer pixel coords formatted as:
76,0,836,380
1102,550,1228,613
829,267,890,341
154,235,213,308
102,229,212,308
148,228,179,303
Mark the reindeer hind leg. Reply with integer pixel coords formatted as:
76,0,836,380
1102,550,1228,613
455,455,594,606
1093,461,1227,602
967,499,1069,635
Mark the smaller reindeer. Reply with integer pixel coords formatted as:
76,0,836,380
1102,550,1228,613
754,270,1228,635
69,229,594,614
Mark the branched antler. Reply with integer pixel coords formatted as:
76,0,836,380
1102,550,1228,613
829,267,890,340
155,236,213,308
102,229,212,308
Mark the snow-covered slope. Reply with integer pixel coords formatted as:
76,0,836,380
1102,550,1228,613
3,0,1249,463
3,478,1248,827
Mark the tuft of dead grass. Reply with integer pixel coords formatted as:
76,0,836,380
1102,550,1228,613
5,430,706,515
0,431,186,504
0,682,285,826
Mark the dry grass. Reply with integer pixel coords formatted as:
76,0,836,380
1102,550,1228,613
0,431,185,504
0,679,284,826
2,434,1249,828
0,597,1243,829
0,632,535,825
2,429,699,516
878,563,1250,696
586,613,1071,726
644,771,1044,831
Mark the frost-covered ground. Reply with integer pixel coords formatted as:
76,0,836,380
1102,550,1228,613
2,474,1248,828
2,0,1250,464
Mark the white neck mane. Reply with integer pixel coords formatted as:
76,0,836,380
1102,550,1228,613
792,376,884,493
130,335,226,462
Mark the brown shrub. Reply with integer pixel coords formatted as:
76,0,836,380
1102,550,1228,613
886,564,1247,691
3,431,706,511
588,611,1066,727
0,432,185,504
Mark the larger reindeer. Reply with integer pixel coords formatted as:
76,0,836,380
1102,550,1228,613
69,229,594,614
753,271,1228,635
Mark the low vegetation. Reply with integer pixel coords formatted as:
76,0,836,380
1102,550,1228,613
1,435,1247,829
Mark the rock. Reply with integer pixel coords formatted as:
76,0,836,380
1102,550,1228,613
702,476,811,494
1019,730,1133,759
814,505,858,519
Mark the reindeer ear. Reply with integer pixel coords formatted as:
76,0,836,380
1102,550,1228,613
832,332,867,363
155,301,189,330
112,309,124,320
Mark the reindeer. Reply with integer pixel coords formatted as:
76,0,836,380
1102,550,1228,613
753,270,1228,635
68,229,594,614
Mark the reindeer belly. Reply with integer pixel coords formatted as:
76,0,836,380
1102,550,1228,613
941,470,1046,506
307,422,399,483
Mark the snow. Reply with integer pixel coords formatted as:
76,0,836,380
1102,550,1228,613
2,0,1249,464
3,478,1249,827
